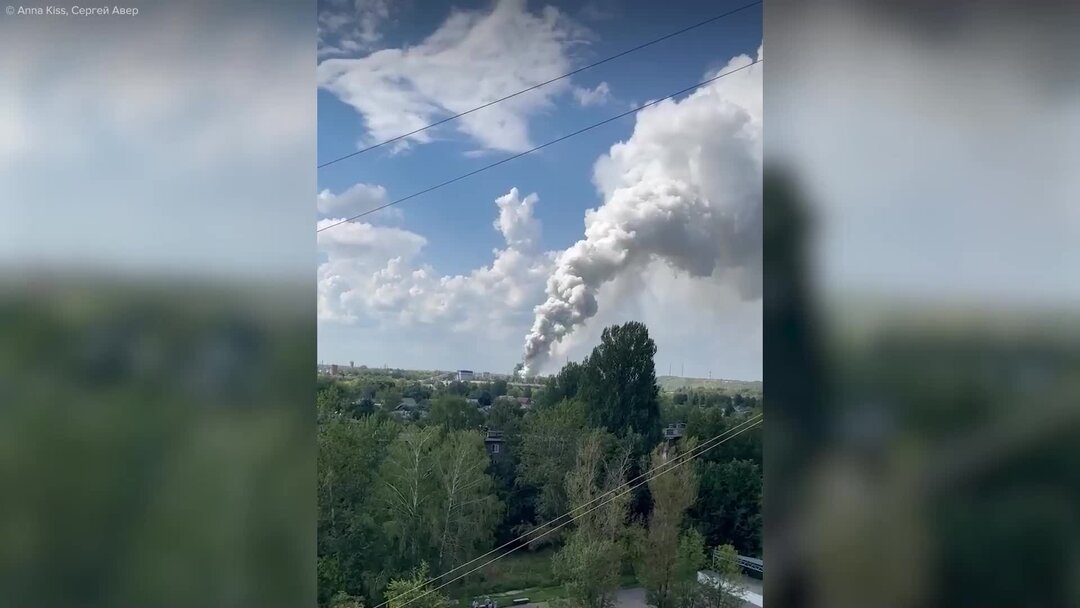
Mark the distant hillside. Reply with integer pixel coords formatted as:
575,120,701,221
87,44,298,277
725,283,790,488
656,376,763,397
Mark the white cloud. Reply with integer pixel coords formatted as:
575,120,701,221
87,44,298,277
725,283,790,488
317,182,401,221
317,219,426,262
318,0,392,58
493,188,542,251
318,187,555,332
1,12,312,170
317,0,588,153
772,5,1080,307
317,46,765,379
572,81,611,107
523,46,763,373
0,3,313,279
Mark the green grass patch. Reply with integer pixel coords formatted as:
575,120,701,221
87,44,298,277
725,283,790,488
451,547,639,606
453,548,559,603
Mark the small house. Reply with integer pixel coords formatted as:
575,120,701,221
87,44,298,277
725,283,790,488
484,430,505,458
663,422,687,441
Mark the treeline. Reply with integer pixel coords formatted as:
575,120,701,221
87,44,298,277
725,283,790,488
318,420,500,606
669,390,759,412
318,322,762,608
318,375,534,420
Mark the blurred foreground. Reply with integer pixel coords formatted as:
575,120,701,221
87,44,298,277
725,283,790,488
764,3,1080,606
0,274,314,607
765,173,1080,607
0,0,313,604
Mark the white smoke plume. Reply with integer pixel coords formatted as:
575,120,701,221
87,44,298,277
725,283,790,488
521,47,763,375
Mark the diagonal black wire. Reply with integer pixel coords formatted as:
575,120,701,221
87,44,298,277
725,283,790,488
317,57,761,233
316,1,762,169
378,415,764,608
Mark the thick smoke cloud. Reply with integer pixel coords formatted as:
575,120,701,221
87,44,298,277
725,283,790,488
521,47,762,374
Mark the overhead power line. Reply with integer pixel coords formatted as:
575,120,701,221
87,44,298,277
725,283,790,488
317,57,762,234
316,1,762,169
382,413,762,601
377,414,764,608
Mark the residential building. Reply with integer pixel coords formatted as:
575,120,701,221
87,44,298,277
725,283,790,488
663,422,687,441
457,369,474,382
390,397,424,421
483,430,504,459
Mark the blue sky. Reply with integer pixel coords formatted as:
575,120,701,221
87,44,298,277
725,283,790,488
316,0,763,378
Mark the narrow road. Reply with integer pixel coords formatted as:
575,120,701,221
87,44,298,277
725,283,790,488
616,584,762,608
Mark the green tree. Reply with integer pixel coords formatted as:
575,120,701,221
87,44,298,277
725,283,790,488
403,382,432,401
318,380,350,420
376,427,441,565
685,408,761,465
640,440,700,608
376,387,403,413
447,381,470,396
552,432,632,608
487,399,523,437
691,459,762,556
330,590,365,608
485,399,532,543
579,322,661,441
671,530,707,608
318,416,399,605
519,399,589,527
350,397,376,418
697,545,744,608
428,395,483,432
431,431,502,572
535,361,585,409
384,562,448,608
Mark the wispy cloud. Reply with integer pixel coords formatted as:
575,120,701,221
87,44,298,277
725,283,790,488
318,0,393,58
317,182,403,222
317,0,590,153
572,81,611,107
